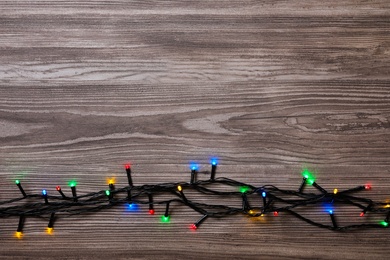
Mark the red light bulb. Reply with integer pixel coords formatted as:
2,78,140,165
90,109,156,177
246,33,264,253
149,209,155,215
125,164,131,170
365,184,371,190
274,211,279,216
56,185,66,199
360,212,365,217
190,224,197,230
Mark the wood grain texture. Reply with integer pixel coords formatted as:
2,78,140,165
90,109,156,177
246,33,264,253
0,0,390,259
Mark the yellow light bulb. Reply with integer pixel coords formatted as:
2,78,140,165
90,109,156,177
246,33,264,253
106,177,116,185
46,227,53,235
333,189,338,195
15,231,23,239
385,204,390,208
248,210,254,214
177,185,182,192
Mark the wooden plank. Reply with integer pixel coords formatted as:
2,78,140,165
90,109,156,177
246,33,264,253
0,1,389,259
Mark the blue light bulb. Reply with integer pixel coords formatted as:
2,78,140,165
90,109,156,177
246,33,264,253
127,203,139,212
42,189,47,196
262,191,266,198
189,163,199,171
210,158,218,166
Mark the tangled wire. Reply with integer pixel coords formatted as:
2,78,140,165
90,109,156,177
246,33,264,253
2,163,390,238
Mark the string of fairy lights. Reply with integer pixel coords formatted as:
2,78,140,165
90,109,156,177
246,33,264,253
1,158,390,239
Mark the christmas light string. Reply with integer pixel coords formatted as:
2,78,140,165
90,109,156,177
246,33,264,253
2,158,390,239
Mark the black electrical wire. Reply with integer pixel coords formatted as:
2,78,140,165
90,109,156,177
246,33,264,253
3,169,390,237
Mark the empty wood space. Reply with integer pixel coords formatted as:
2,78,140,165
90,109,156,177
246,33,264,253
0,1,389,259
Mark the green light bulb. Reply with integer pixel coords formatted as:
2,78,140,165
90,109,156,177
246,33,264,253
105,190,110,196
302,169,315,185
239,186,249,193
302,169,310,179
161,215,170,223
302,169,312,178
380,221,389,227
68,180,77,187
15,180,20,185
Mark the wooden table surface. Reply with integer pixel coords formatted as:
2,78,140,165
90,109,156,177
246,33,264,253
1,1,389,259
